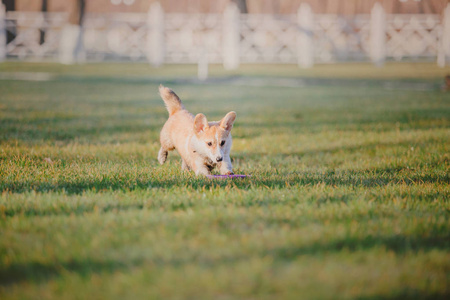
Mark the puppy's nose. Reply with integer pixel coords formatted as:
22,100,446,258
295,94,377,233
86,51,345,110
216,156,223,162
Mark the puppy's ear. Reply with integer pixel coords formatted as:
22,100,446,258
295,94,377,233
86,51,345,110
220,111,236,131
194,113,209,134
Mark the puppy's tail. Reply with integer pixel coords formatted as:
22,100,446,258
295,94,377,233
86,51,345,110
159,84,184,116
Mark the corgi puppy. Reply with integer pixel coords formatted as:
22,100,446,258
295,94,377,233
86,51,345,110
158,85,236,176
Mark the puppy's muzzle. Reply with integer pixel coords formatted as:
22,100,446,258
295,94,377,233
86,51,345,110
216,156,223,162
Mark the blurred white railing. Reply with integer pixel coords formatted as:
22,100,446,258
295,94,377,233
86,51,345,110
83,13,148,61
3,11,68,60
386,14,442,60
0,2,449,68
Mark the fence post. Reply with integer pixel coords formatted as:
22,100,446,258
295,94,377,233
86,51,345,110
223,2,240,70
59,0,86,64
198,47,208,81
370,2,386,67
438,3,450,67
59,24,81,64
147,2,164,67
0,4,6,62
297,3,314,68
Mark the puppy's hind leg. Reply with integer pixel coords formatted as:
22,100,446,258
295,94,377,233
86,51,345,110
181,159,190,171
158,128,174,165
158,147,168,165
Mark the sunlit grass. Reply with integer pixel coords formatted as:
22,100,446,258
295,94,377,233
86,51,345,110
0,63,449,299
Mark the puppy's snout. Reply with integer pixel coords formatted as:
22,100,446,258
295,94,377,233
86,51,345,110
216,156,223,162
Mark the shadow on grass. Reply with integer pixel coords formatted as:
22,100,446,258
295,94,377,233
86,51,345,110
268,235,450,259
52,75,443,91
1,164,448,197
356,291,450,300
1,233,448,287
0,119,162,144
233,138,447,160
235,113,450,135
0,258,128,286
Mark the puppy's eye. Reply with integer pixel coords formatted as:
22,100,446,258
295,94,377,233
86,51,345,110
207,142,212,146
220,140,225,146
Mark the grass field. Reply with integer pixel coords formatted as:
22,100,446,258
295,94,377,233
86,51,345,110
0,62,449,299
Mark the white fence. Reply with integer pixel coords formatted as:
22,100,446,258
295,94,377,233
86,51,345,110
1,2,449,68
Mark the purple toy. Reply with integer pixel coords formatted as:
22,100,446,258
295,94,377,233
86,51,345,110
207,174,251,179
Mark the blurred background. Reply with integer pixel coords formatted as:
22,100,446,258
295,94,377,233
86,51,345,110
0,0,449,69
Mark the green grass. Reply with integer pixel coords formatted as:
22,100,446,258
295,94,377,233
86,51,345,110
0,62,449,299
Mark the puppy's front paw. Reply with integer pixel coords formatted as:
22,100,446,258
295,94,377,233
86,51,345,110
225,171,234,175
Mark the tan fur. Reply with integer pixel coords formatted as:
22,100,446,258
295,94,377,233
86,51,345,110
159,85,184,116
158,85,236,176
